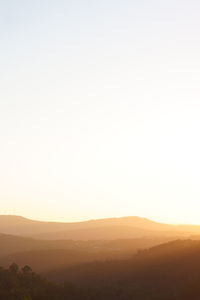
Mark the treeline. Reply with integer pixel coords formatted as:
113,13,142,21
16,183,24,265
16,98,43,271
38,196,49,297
0,262,199,300
47,240,200,300
0,264,88,300
2,240,200,299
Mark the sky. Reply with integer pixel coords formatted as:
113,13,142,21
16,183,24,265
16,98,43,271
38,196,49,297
1,0,200,224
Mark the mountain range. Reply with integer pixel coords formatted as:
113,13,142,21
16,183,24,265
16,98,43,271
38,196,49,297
1,215,200,299
0,215,200,240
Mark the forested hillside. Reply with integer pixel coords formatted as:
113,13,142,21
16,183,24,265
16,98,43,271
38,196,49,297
47,240,200,299
0,264,84,300
2,240,200,299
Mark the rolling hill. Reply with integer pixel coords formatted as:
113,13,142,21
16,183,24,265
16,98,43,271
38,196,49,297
2,217,200,299
0,215,198,240
0,233,175,273
3,240,200,299
47,239,200,299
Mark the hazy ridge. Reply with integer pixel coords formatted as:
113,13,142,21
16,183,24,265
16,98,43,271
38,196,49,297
1,215,200,299
0,215,198,239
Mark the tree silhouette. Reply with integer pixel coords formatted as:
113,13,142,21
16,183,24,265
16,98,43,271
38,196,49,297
9,262,19,274
22,265,32,275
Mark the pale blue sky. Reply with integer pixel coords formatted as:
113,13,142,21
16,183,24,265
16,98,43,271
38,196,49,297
1,0,200,223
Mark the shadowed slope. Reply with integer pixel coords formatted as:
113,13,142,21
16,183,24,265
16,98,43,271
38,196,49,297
0,233,175,273
47,240,200,299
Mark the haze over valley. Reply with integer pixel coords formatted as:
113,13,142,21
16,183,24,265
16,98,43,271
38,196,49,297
1,0,200,298
1,215,200,299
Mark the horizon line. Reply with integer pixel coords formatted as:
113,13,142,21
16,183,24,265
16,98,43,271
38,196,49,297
0,214,200,227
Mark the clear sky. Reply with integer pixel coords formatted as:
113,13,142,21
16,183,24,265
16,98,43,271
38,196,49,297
1,0,200,224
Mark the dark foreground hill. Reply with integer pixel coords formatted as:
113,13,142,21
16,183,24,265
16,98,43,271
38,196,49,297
46,239,200,300
3,240,200,299
0,264,85,300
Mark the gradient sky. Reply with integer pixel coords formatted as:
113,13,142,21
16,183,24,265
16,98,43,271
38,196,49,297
1,0,200,223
